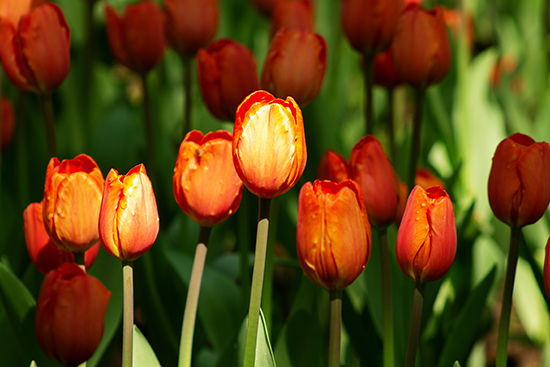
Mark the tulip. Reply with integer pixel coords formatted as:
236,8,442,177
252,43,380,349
0,0,47,28
35,263,111,366
392,4,451,89
250,0,277,17
373,48,403,89
1,96,15,151
0,3,70,94
99,164,159,262
416,167,445,190
349,135,399,229
544,237,550,300
396,185,456,283
164,0,218,57
104,1,165,75
261,28,327,106
317,150,350,182
297,179,371,290
24,202,99,274
196,39,260,121
488,133,550,228
233,90,307,198
43,154,104,253
271,0,314,37
174,130,243,227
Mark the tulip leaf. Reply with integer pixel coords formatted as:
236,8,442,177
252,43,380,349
237,308,277,367
133,324,162,367
453,362,461,367
30,361,37,367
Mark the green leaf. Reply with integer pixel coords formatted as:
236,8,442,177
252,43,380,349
29,361,37,367
133,325,162,367
238,309,277,367
453,361,461,367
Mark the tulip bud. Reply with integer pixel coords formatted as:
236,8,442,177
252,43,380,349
317,150,350,182
35,263,111,366
43,154,105,253
271,0,314,38
233,90,307,198
197,39,260,121
261,28,327,106
392,4,451,89
488,133,550,228
416,167,445,190
349,135,399,229
396,185,456,283
1,96,15,151
373,48,403,89
545,237,550,300
104,1,165,75
174,130,243,227
99,164,159,262
165,0,218,57
24,202,99,274
0,3,70,94
297,180,371,290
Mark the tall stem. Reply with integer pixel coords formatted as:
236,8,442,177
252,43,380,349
364,54,374,136
182,57,193,137
496,226,522,367
328,289,343,367
407,89,425,191
179,226,212,367
404,281,425,367
38,94,57,158
387,88,396,166
378,228,394,367
122,261,135,367
141,74,156,177
243,198,272,367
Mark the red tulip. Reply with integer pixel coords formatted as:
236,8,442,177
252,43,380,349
488,133,550,228
373,48,403,89
0,3,70,93
297,180,371,290
271,0,314,37
261,28,327,106
35,263,111,366
396,185,456,283
197,39,260,121
99,164,159,262
174,130,243,227
0,0,47,28
233,90,307,198
1,96,15,151
317,150,350,182
104,1,165,75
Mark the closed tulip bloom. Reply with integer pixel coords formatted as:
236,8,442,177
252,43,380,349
350,135,399,229
104,1,165,75
35,263,111,366
396,185,456,283
297,180,371,290
24,202,99,274
197,39,260,121
340,0,404,57
416,167,445,190
271,0,314,38
43,154,105,253
392,4,451,89
545,237,550,300
165,0,218,57
174,130,243,227
261,28,327,106
1,96,15,151
99,164,159,262
373,48,403,89
233,90,307,198
317,150,350,182
0,3,70,94
488,133,550,228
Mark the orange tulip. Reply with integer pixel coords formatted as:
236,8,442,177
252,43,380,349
1,96,15,151
0,3,70,93
24,202,99,274
392,4,451,89
104,1,165,75
373,48,403,89
396,185,456,283
271,0,314,38
35,263,111,366
544,237,550,300
174,130,243,227
43,154,104,253
317,150,350,182
165,0,218,57
297,180,371,290
197,38,260,121
99,164,159,262
350,135,399,229
233,90,307,198
416,167,445,190
488,133,550,228
261,28,327,106
0,0,47,28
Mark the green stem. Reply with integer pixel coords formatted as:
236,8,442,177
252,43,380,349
182,57,193,137
496,226,522,367
141,74,156,176
364,54,374,136
243,198,271,367
38,94,57,158
122,261,134,367
73,252,86,272
261,197,278,333
378,228,394,367
404,281,425,367
179,226,212,367
407,89,425,192
328,289,342,367
387,88,396,166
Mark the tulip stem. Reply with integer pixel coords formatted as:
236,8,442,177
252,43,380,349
364,54,375,136
243,197,271,367
122,261,134,367
38,94,58,158
407,89,425,192
496,226,522,367
141,74,156,177
178,226,212,367
74,252,86,272
182,56,193,137
378,228,394,367
404,281,425,367
328,289,342,367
